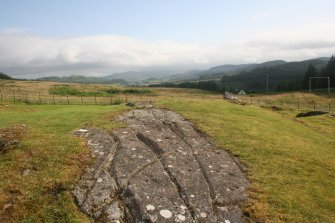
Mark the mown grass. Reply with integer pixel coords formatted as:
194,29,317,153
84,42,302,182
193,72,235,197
0,103,128,222
158,98,335,222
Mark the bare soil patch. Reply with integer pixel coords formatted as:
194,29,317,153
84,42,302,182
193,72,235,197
0,125,26,154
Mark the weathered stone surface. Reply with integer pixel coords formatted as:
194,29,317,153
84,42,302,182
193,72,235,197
73,108,249,223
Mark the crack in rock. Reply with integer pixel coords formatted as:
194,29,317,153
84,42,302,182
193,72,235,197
73,108,249,223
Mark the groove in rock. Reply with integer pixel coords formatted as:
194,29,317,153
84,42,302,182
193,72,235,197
109,134,142,223
136,133,165,158
79,137,119,210
126,159,157,184
165,122,220,221
136,132,197,221
165,122,216,199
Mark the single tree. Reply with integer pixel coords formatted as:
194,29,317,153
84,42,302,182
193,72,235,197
303,64,318,89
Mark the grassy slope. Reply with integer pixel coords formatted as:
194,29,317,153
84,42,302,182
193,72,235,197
1,80,335,223
159,98,335,222
0,103,127,222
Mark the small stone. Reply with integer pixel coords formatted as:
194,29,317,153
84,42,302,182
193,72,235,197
180,205,186,210
123,132,128,134
78,129,88,133
168,165,173,168
200,212,207,218
146,204,155,211
3,203,13,210
22,169,31,176
190,194,195,198
225,220,231,223
157,139,162,142
159,209,172,219
177,214,186,221
97,178,103,183
105,202,123,221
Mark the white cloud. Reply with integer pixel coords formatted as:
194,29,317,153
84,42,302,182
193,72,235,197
1,23,335,78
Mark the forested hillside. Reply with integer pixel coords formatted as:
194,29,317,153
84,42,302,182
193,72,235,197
152,57,333,93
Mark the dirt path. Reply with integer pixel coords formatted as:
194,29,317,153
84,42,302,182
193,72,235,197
74,108,249,223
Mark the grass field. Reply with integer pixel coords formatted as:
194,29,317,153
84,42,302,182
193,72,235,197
0,103,128,222
0,80,335,222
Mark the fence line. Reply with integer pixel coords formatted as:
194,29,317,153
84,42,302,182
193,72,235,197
0,88,334,112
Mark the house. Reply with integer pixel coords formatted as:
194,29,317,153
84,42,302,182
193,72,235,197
238,89,246,95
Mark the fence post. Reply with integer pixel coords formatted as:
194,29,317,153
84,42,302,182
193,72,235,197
53,94,55,105
39,92,41,104
110,93,112,105
81,94,83,105
67,95,69,105
250,99,253,105
25,91,28,103
0,89,2,101
95,94,97,105
13,90,15,104
124,94,127,103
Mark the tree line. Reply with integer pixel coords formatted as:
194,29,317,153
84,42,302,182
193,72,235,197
0,72,12,80
151,56,335,93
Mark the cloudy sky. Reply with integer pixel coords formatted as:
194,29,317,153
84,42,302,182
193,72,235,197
1,0,335,78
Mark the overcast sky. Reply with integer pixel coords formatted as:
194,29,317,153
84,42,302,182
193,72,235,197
1,0,335,78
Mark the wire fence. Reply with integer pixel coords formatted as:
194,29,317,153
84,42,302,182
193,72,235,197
0,88,160,105
237,97,334,112
0,88,334,112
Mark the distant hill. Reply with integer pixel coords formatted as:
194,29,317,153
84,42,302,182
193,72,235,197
220,58,328,92
152,56,331,93
37,75,128,85
197,60,287,80
169,60,288,82
103,70,175,82
34,57,330,88
168,70,205,81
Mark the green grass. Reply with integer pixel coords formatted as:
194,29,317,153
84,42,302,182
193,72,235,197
0,103,128,222
158,98,335,222
1,85,335,222
49,85,153,97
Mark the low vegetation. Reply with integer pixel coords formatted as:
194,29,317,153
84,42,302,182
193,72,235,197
0,79,334,222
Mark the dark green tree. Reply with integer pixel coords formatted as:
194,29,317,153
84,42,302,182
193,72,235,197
324,55,335,87
303,64,318,89
0,72,12,80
